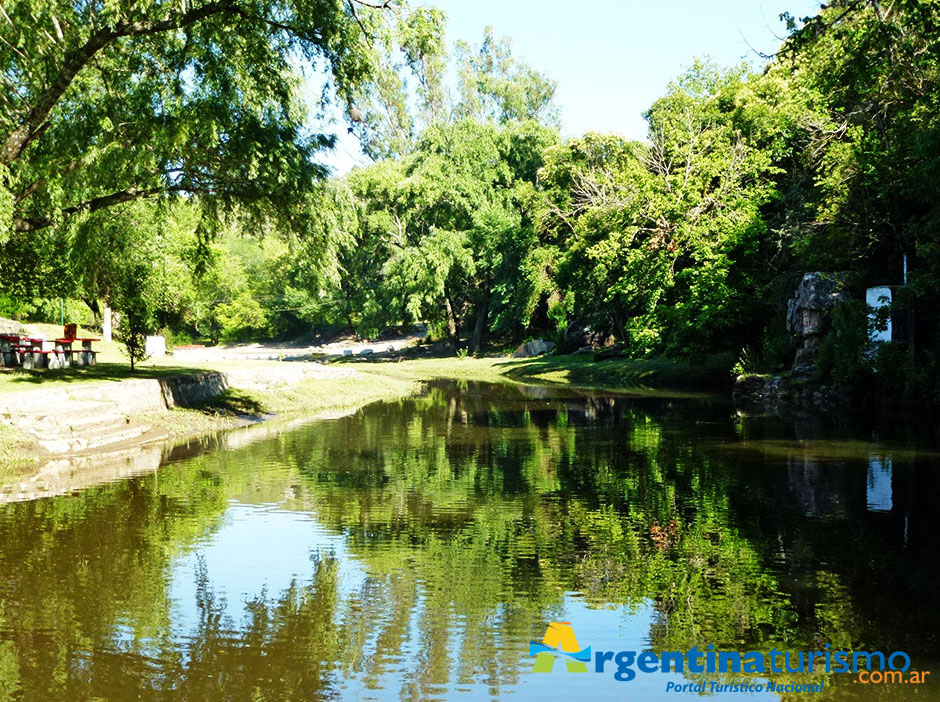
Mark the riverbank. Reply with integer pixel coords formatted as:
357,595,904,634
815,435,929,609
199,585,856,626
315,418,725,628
0,353,727,486
367,353,733,393
0,364,421,483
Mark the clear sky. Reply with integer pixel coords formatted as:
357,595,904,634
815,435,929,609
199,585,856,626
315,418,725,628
318,0,822,174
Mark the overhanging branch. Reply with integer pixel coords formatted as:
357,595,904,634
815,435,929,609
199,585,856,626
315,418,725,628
12,183,200,232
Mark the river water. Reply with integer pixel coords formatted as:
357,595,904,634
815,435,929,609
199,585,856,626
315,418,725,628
0,381,937,701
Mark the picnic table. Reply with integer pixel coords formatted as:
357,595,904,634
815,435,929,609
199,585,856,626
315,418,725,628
0,332,99,369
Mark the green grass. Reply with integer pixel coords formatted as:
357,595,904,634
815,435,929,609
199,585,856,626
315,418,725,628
134,368,422,441
338,353,734,395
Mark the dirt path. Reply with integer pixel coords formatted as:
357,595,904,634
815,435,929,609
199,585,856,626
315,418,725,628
170,327,426,363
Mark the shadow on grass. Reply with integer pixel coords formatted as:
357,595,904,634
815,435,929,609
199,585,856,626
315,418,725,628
0,362,215,387
491,353,736,393
190,389,267,418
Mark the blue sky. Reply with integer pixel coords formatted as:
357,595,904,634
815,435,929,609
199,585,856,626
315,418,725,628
319,0,822,174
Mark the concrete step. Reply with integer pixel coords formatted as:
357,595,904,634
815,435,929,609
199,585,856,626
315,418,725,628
61,412,130,436
18,412,131,438
88,425,171,454
15,412,132,443
36,422,152,454
11,401,118,427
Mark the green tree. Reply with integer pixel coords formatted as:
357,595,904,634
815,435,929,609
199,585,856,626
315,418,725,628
714,0,940,396
112,260,155,371
343,119,558,348
347,22,559,159
454,27,560,127
538,62,782,357
0,0,408,284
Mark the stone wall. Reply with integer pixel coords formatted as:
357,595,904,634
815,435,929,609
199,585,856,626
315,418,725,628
0,373,233,415
159,372,228,408
0,365,330,417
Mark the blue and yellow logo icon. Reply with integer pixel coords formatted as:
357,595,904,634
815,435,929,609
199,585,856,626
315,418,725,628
530,622,592,673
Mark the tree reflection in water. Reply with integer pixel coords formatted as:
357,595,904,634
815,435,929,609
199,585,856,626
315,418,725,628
0,381,937,701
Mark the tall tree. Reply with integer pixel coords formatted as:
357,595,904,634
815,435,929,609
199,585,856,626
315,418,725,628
347,22,559,160
454,27,559,127
345,119,558,348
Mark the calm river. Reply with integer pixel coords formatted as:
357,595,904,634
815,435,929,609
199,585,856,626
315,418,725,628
0,381,938,701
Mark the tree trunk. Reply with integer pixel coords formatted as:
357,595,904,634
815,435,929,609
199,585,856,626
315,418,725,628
84,297,101,318
443,293,459,349
102,304,112,342
469,293,490,354
612,311,628,343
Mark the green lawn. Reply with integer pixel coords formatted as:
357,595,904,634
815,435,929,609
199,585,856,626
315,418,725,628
0,321,215,393
339,353,734,394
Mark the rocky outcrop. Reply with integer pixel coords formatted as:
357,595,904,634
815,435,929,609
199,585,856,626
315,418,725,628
512,339,555,357
560,320,614,352
786,272,849,375
734,272,850,414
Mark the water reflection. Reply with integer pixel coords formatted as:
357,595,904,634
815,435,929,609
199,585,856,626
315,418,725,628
0,381,937,701
867,458,893,513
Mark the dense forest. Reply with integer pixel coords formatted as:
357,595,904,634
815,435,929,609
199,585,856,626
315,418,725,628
1,0,939,403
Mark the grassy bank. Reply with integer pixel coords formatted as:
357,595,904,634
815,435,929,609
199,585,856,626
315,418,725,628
341,354,733,394
134,368,422,439
138,354,729,443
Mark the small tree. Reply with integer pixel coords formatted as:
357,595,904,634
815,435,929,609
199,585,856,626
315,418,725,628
112,262,154,371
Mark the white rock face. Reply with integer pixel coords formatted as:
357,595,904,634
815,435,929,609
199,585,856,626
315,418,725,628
786,272,849,375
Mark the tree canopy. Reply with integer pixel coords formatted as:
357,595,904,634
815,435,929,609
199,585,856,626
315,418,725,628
0,0,397,242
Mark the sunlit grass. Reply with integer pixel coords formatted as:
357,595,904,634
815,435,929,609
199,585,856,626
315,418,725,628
355,354,730,396
135,369,422,440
